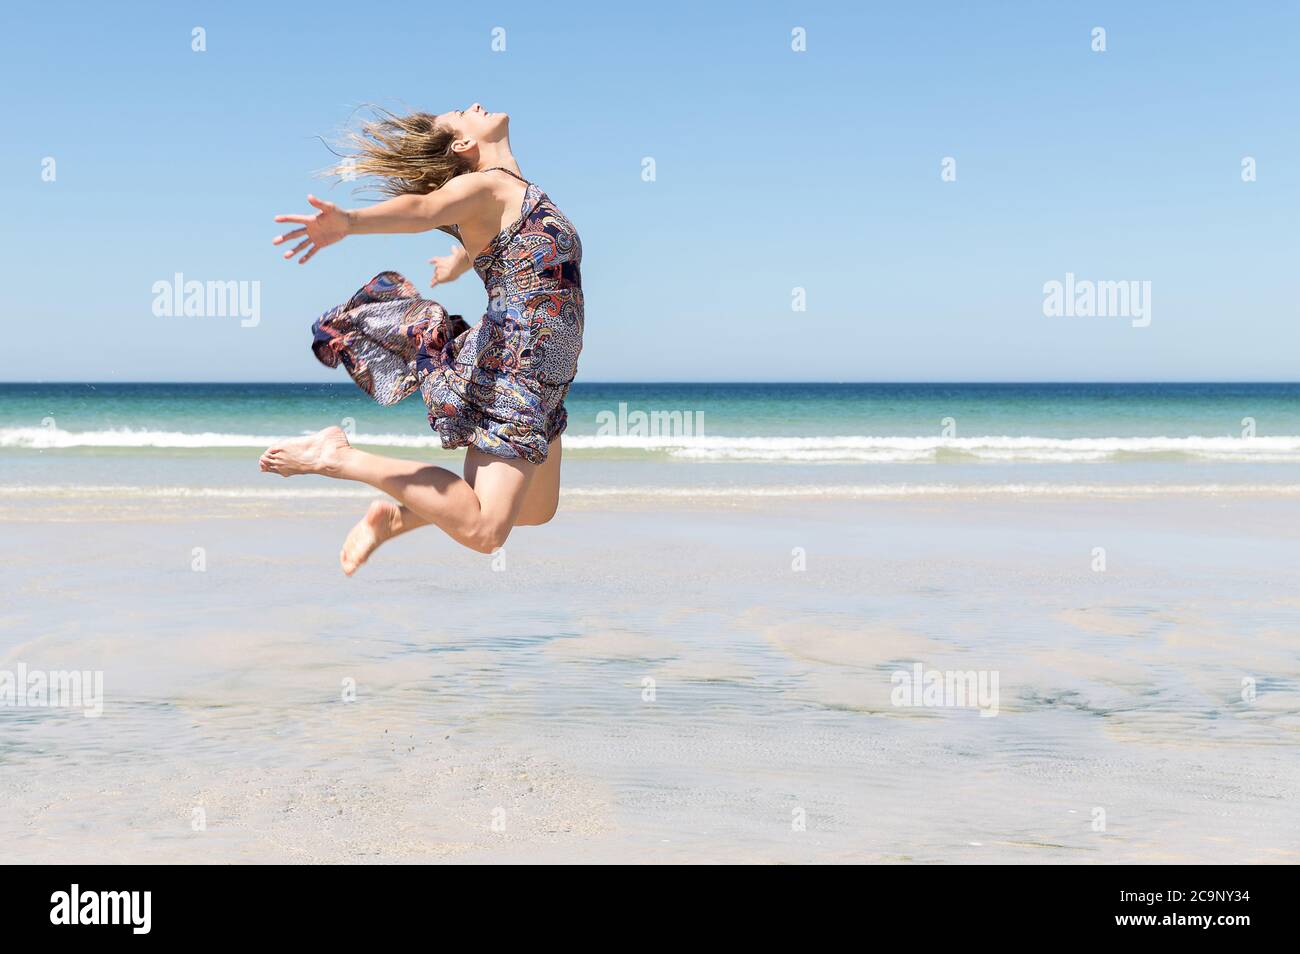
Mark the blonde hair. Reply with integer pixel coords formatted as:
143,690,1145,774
328,107,474,197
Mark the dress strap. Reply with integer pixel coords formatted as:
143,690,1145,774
482,166,529,184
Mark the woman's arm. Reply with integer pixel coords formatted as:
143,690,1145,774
272,175,487,265
347,174,483,234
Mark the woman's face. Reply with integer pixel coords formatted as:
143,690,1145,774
439,103,509,145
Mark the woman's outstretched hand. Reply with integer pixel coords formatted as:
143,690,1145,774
429,246,471,287
272,195,351,264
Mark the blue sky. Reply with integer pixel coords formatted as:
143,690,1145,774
1,0,1296,381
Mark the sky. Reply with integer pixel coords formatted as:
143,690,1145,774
1,0,1297,382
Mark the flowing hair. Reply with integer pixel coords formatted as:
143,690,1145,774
325,107,474,198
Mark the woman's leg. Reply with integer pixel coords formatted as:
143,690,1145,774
334,436,561,574
259,426,534,558
515,436,562,526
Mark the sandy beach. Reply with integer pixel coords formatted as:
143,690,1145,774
3,488,1298,863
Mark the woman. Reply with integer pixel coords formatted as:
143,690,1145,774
260,104,583,574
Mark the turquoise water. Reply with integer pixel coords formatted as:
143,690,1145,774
2,382,1299,494
3,381,1300,439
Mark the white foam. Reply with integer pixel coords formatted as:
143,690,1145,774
4,427,1300,463
634,434,1300,463
0,427,447,450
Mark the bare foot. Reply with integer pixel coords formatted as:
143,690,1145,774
259,426,351,477
340,500,401,576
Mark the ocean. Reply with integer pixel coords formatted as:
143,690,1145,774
3,382,1299,499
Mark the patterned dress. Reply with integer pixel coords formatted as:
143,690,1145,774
310,168,583,464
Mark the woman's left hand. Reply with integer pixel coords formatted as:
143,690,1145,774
429,246,470,287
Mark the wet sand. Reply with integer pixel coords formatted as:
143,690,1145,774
2,491,1299,863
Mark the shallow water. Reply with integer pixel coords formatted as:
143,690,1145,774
3,496,1297,862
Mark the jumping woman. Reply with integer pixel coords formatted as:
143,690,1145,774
260,104,583,574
